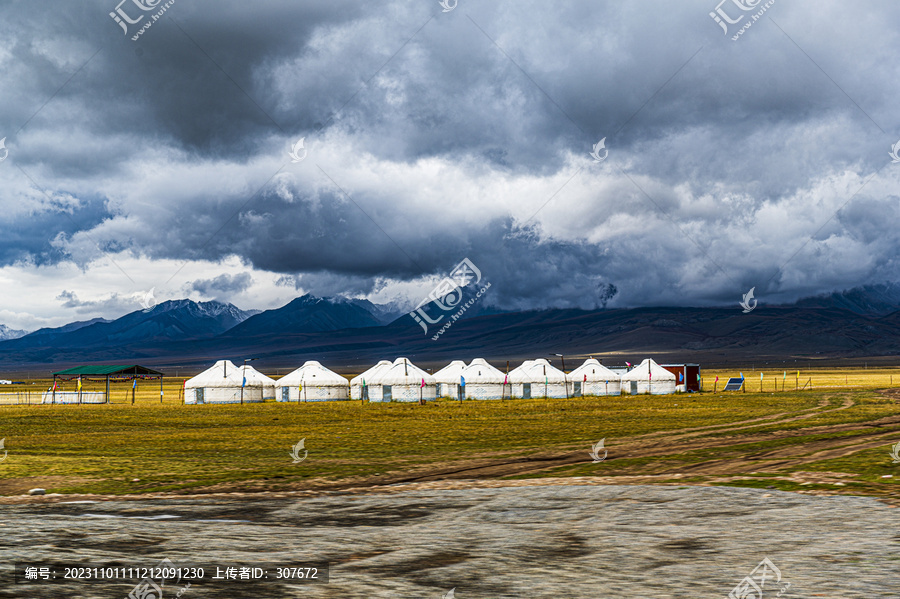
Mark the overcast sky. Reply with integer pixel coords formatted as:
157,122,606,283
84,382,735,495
1,0,898,330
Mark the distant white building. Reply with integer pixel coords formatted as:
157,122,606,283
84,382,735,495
461,358,508,400
276,361,349,402
434,360,467,399
366,357,437,402
185,360,249,403
350,360,392,400
620,358,677,395
238,364,276,402
568,359,621,396
508,358,568,399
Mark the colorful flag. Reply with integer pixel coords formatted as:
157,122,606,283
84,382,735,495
77,377,82,390
740,372,744,380
362,378,366,387
783,371,786,380
625,361,632,368
678,372,683,382
761,372,764,380
242,375,247,388
715,376,719,382
583,374,587,383
460,376,466,386
420,378,425,388
503,373,508,385
132,379,137,389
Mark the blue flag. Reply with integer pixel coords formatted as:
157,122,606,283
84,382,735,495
460,375,466,386
740,372,744,380
242,376,247,388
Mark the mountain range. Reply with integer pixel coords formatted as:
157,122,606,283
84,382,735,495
3,285,900,372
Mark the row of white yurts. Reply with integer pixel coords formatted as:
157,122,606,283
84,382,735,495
432,357,676,399
183,358,677,404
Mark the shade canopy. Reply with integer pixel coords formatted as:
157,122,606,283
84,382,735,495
53,365,163,378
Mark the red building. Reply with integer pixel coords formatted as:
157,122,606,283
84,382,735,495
660,363,701,392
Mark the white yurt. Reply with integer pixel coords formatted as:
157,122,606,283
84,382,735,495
366,357,437,402
350,360,392,400
508,358,568,399
276,361,350,402
237,364,277,402
620,358,677,395
184,360,244,404
568,359,621,396
461,358,508,400
434,360,467,399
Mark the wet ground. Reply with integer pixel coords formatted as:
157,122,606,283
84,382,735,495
1,481,898,598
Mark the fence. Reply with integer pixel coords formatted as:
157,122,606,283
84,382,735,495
0,392,107,405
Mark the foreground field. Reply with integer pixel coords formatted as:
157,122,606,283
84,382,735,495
1,381,899,502
4,484,897,598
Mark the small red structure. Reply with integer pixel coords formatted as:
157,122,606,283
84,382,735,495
660,363,701,392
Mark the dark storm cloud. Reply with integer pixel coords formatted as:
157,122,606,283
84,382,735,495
2,0,899,311
188,272,253,296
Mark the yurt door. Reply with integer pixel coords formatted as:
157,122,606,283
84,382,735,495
196,388,205,404
630,381,638,395
282,387,290,402
573,381,581,397
383,385,392,402
522,383,531,399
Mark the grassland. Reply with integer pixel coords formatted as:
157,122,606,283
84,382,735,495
0,369,898,501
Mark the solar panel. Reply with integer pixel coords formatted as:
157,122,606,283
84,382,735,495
722,377,744,391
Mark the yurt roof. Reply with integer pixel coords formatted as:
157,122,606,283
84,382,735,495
350,360,392,386
239,364,277,386
277,361,348,387
185,360,242,388
569,359,621,381
461,358,506,384
368,357,436,386
508,358,567,383
620,358,676,381
433,360,467,383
